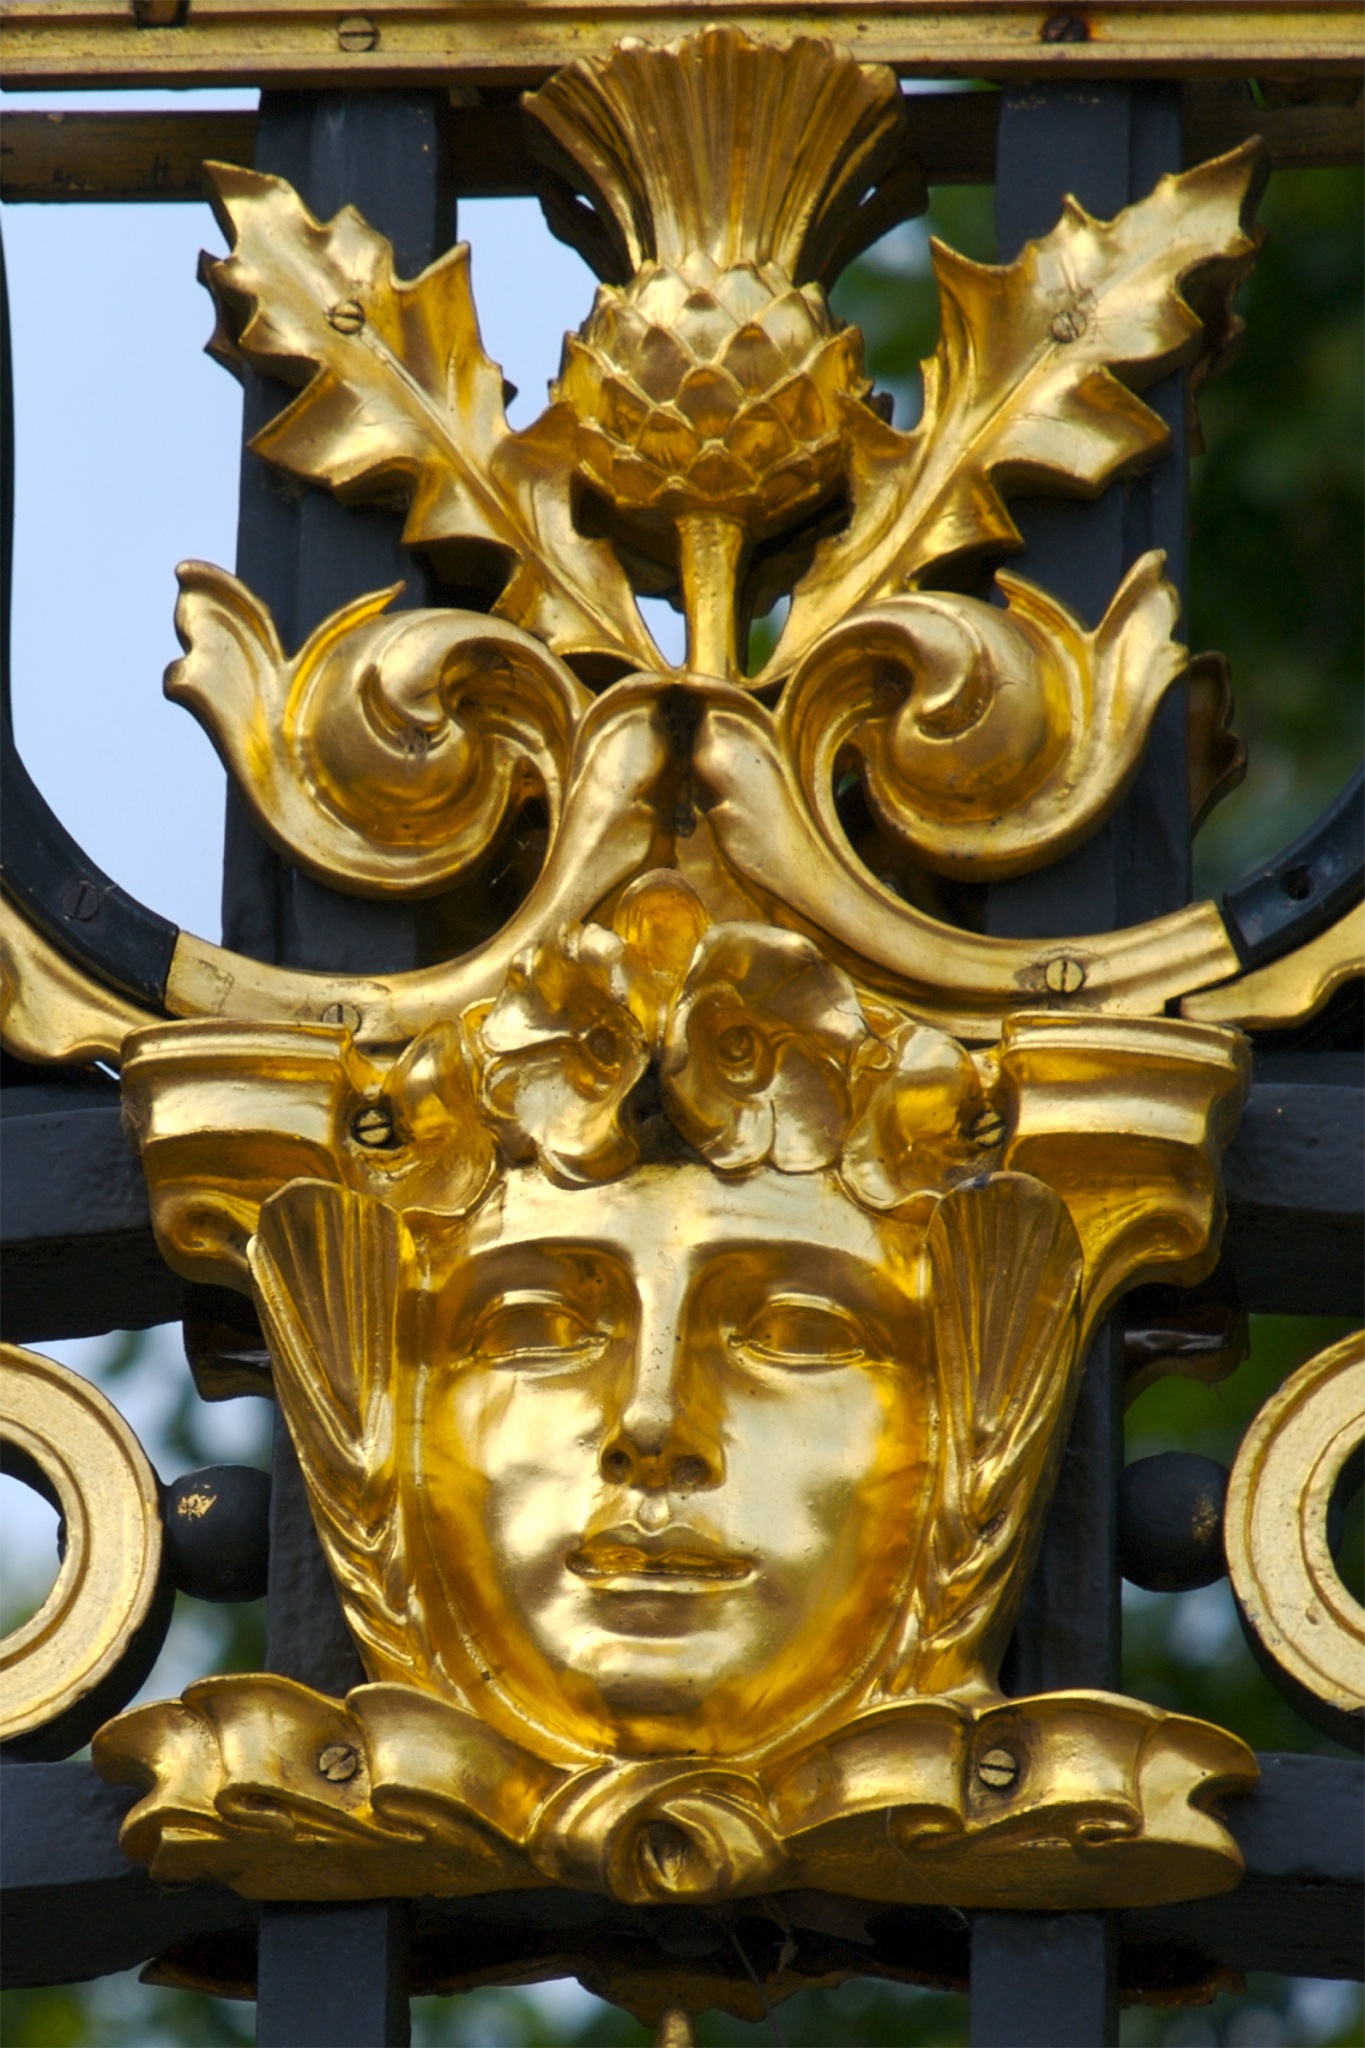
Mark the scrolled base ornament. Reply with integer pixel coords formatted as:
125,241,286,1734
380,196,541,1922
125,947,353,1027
96,1676,1256,1911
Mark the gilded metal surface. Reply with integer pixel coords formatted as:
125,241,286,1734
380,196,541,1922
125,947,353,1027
1,25,1286,1914
166,565,592,896
0,887,156,1065
101,903,1255,1904
3,3,1361,91
0,1344,164,1746
1182,902,1365,1029
1225,1329,1365,1728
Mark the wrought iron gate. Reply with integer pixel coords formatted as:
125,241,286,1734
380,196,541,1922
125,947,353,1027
1,9,1361,2046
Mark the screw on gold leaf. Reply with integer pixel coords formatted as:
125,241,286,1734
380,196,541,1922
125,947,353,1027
968,1107,1007,1149
1044,956,1087,995
321,1002,364,1033
318,1743,360,1783
328,299,366,335
977,1747,1020,1791
351,1103,396,1149
336,16,378,53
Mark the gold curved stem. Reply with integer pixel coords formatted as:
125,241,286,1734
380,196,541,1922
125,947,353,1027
678,512,745,683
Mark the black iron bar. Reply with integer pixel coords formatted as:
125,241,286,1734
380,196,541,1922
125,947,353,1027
971,83,1188,2048
237,87,455,2048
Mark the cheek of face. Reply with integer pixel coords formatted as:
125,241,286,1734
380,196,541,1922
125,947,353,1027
411,1166,934,1757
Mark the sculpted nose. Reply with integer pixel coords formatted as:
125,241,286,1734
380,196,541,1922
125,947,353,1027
599,1300,721,1493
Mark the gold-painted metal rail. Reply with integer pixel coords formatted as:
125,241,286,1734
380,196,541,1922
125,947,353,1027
4,88,1360,208
2,2,1362,91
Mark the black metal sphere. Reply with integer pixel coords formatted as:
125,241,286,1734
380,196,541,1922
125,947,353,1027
163,1464,271,1603
1118,1452,1229,1593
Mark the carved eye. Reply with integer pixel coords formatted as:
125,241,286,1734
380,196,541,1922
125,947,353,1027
734,1296,865,1369
474,1293,604,1369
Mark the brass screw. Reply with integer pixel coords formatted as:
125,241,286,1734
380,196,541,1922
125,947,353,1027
1050,305,1088,344
968,1106,1006,1149
977,1747,1019,1791
328,299,365,335
351,1102,395,1149
1043,955,1086,995
1041,12,1091,42
318,1743,360,1783
321,1002,363,1033
336,15,379,53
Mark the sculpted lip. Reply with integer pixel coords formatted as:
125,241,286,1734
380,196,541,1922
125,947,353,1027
567,1530,753,1585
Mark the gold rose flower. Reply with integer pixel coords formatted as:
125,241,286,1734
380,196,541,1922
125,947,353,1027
662,924,870,1172
473,923,651,1184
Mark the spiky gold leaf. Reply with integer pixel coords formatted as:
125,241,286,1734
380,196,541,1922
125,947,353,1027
763,144,1266,684
203,164,661,673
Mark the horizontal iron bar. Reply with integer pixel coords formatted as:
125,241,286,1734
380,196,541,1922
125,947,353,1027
2,1752,1360,1993
1,1068,1360,1344
1,3,1362,92
2,87,1361,209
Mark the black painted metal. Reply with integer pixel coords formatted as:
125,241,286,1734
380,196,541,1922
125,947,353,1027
1118,1452,1230,1592
230,89,455,2048
3,1752,1360,1995
0,1765,255,1990
6,1078,1356,1348
1220,1080,1365,1315
1224,764,1365,967
978,81,1195,2047
257,1904,412,2048
0,1080,191,1341
163,1464,271,1603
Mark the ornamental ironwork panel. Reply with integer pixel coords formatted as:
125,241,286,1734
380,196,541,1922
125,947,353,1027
1,10,1361,2045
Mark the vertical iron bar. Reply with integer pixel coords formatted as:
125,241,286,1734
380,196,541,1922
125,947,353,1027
971,84,1187,2048
230,89,454,2048
256,1902,411,2048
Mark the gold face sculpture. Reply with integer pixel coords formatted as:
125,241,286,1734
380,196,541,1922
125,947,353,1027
12,19,1353,1957
421,1162,935,1759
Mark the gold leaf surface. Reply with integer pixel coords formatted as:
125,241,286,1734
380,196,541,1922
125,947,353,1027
251,1180,429,1688
763,144,1266,684
203,164,662,673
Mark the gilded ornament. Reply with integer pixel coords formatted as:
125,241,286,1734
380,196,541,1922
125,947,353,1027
1225,1329,1365,1732
97,894,1255,1905
0,1345,166,1751
0,24,1297,1926
1182,901,1365,1030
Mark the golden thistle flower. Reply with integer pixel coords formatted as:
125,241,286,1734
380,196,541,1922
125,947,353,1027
525,28,909,679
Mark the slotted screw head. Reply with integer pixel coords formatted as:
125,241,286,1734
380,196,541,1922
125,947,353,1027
336,15,379,53
1044,955,1087,995
328,299,365,335
352,1102,395,1149
977,1747,1020,1791
318,1743,360,1783
968,1106,1006,1149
